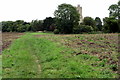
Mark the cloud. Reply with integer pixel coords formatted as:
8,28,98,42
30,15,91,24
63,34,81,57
0,0,118,22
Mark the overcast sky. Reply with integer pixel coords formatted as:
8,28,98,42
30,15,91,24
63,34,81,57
0,0,118,22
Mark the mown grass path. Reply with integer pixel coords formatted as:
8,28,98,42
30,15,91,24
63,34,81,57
2,32,118,78
3,34,41,78
32,53,41,74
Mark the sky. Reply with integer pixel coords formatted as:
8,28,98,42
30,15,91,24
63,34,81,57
0,0,118,22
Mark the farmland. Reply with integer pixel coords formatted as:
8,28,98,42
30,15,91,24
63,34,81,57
0,32,2,79
2,32,24,50
2,32,119,78
0,55,1,79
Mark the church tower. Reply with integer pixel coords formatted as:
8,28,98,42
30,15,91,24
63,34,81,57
76,4,83,23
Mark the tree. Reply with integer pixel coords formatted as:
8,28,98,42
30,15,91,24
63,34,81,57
0,22,2,31
23,22,31,31
2,21,14,32
118,1,120,19
108,1,120,19
73,25,93,34
54,3,80,34
31,20,43,31
107,1,120,32
2,20,32,32
108,4,119,18
95,17,102,31
103,17,119,33
117,1,120,32
15,20,25,32
43,17,55,31
2,21,8,32
83,17,96,30
108,0,120,19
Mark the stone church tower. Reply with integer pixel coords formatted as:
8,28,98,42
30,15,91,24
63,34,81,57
76,4,83,23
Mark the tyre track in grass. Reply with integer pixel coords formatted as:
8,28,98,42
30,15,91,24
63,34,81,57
29,34,42,77
3,33,41,78
33,54,41,76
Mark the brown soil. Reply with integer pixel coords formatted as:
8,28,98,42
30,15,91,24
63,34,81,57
35,33,119,72
2,32,24,50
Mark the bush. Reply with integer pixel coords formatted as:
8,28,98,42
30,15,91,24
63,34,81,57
73,25,93,34
54,29,59,34
88,31,103,34
82,25,94,32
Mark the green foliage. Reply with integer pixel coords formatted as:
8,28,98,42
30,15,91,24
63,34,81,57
1,1,120,34
3,33,118,78
104,0,120,33
103,17,119,33
3,35,39,78
53,29,59,34
43,17,55,31
31,20,43,31
2,20,32,32
118,1,120,19
95,17,102,31
108,4,119,18
83,17,97,31
2,21,14,32
54,3,80,34
2,20,44,32
3,34,117,78
73,25,93,34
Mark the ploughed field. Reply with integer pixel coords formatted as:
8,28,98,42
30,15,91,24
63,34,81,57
2,32,119,78
2,32,24,50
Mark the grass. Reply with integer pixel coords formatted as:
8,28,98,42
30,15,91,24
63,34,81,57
0,55,2,79
3,34,40,78
28,32,53,35
2,32,118,78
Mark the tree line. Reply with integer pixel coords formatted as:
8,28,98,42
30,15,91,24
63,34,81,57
1,1,120,33
2,17,55,32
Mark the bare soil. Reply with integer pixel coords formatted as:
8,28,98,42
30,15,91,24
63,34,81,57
2,32,24,50
35,33,119,73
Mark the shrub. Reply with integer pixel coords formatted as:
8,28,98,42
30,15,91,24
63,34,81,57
54,29,59,34
73,25,93,34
